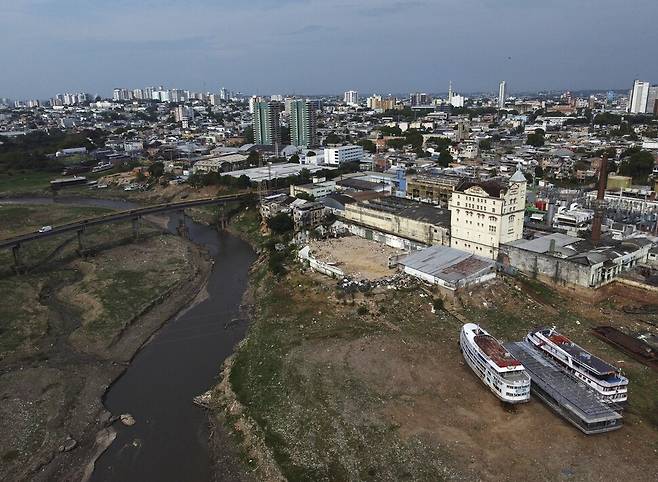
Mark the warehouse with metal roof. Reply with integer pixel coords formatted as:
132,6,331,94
397,245,496,291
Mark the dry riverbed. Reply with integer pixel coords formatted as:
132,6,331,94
0,204,211,481
212,214,658,481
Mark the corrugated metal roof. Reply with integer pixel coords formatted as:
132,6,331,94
400,246,494,282
508,233,581,253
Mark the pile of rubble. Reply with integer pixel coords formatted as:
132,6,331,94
337,273,417,293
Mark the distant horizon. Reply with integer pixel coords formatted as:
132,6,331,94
1,85,639,103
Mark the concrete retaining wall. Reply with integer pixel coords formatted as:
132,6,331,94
298,245,345,278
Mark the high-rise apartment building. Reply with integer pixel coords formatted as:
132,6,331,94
646,86,658,116
344,90,359,106
410,92,430,106
498,81,506,109
249,95,264,114
253,101,282,146
629,80,651,114
170,89,186,103
289,99,318,148
52,92,89,106
173,105,195,128
367,95,396,111
112,88,132,102
284,97,295,115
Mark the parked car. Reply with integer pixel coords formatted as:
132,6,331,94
38,225,53,233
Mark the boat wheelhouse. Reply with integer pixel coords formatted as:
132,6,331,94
527,327,628,404
459,323,531,404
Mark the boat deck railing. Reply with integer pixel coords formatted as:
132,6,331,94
502,370,531,385
505,341,622,435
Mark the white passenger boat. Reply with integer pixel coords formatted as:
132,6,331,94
459,323,531,403
527,327,628,404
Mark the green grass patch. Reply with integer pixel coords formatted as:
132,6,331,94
0,276,48,355
229,207,264,247
81,263,180,340
227,260,456,480
0,202,189,355
0,204,113,238
0,171,54,195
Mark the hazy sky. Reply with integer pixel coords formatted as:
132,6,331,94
2,0,658,99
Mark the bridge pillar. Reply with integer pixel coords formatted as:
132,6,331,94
177,210,189,238
75,228,92,258
132,217,141,240
217,206,227,230
77,229,85,252
12,244,23,272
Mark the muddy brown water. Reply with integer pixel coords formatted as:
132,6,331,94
2,197,256,482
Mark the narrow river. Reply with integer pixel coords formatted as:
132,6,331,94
2,196,256,482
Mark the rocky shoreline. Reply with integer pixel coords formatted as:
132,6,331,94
204,212,285,482
206,252,286,482
209,352,285,482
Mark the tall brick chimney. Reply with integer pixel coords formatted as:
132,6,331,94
591,155,608,244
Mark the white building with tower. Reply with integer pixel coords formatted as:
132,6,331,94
450,94,465,108
449,167,527,260
447,81,464,107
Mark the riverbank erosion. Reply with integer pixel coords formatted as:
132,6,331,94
211,209,658,481
0,204,211,481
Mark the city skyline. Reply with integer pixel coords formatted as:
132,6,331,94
2,0,658,99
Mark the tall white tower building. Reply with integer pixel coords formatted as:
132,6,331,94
647,86,658,115
629,80,650,114
498,81,506,109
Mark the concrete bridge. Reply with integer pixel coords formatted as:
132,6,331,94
0,193,255,269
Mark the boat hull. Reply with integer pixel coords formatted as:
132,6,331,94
460,327,530,404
